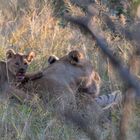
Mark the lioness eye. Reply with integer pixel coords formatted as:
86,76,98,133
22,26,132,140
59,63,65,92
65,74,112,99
15,62,19,66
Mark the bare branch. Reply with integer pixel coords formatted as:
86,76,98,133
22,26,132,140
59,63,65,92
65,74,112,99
64,14,140,96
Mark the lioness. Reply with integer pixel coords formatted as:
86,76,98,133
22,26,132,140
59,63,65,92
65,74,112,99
0,49,42,101
30,50,101,98
23,50,105,140
48,54,122,108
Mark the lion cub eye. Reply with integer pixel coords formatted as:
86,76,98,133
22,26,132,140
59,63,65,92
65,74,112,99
15,62,19,66
24,62,28,65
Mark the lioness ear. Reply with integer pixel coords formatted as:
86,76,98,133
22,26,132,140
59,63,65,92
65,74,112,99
48,55,59,64
94,72,101,84
26,52,35,62
68,50,84,65
6,49,16,59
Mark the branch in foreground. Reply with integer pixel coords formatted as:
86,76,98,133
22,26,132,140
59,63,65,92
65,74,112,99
64,14,140,97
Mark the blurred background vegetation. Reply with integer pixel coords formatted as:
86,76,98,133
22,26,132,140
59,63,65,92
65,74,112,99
0,0,140,140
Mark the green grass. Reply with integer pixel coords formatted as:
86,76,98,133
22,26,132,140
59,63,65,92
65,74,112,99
0,100,80,140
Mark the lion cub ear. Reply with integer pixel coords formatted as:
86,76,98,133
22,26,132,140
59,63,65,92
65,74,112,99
48,55,59,64
68,50,84,65
26,52,35,63
6,49,16,59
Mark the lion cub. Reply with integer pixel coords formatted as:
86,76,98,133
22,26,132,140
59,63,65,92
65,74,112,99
0,49,42,100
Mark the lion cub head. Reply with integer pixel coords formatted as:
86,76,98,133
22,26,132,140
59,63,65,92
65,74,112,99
6,49,35,81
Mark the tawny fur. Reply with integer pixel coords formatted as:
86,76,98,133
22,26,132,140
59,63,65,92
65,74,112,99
23,50,105,140
0,49,42,101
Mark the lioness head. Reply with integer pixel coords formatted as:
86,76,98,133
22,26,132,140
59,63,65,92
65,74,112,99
47,50,101,97
68,50,101,97
6,49,35,81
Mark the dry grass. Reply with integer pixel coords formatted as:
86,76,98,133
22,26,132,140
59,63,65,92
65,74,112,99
0,0,140,140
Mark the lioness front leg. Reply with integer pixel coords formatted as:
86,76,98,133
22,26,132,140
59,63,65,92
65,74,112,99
21,71,43,84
